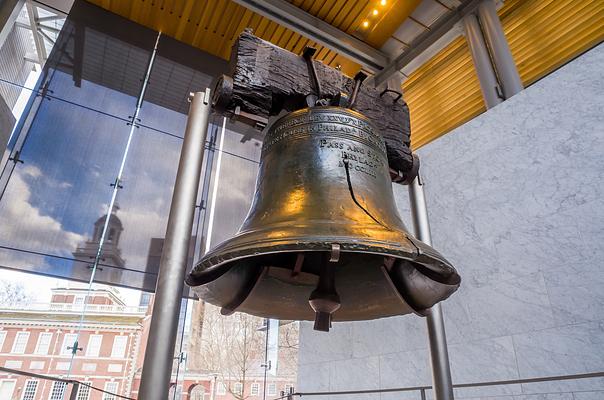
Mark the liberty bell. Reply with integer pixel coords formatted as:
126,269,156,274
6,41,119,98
187,106,460,331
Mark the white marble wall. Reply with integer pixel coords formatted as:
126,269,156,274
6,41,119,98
297,43,604,400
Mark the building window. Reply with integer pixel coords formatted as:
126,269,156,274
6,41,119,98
49,382,67,400
284,384,293,394
74,295,85,306
82,363,97,372
21,380,38,400
267,383,277,396
110,335,128,358
56,362,70,370
4,360,22,369
61,333,78,356
35,332,53,355
216,382,226,395
107,364,122,372
86,334,103,357
77,383,91,400
139,292,152,308
0,380,16,399
190,385,205,400
102,382,119,400
11,332,29,354
29,361,45,370
0,331,6,352
251,383,260,396
233,382,243,396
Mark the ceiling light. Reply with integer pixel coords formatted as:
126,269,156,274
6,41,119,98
380,0,387,5
372,9,379,16
362,20,370,28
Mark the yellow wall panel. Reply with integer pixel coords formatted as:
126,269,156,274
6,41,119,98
403,37,485,149
405,0,604,149
501,0,604,86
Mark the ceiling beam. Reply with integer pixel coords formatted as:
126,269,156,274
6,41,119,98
231,0,389,72
0,0,25,49
372,0,482,87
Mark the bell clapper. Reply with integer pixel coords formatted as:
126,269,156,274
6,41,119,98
308,245,342,332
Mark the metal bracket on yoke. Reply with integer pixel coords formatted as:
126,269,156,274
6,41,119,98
303,47,326,106
349,71,368,109
380,88,403,104
390,154,420,185
233,106,268,130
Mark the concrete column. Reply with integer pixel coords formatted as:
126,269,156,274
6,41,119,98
463,13,502,108
477,0,523,98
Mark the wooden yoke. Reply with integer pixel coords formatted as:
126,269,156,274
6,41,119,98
212,30,418,181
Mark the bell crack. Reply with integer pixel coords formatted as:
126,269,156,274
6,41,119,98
342,155,391,231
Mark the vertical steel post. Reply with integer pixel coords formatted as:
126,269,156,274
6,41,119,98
462,13,502,109
138,89,212,400
477,0,523,98
409,173,455,400
68,382,79,400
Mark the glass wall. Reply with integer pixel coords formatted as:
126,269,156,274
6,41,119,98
0,1,298,399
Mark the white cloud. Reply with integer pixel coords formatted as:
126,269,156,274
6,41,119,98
0,166,85,268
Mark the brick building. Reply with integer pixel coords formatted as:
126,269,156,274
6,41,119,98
0,285,146,399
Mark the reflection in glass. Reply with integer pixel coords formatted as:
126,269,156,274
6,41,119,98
0,97,129,280
0,1,300,398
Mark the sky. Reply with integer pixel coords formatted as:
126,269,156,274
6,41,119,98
1,37,261,308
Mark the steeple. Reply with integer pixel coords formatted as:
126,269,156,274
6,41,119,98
74,206,125,269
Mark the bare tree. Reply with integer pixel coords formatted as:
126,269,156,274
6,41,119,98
198,306,265,400
0,280,33,306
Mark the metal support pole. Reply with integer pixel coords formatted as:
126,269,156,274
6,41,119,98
138,89,212,400
462,13,502,109
477,0,523,98
409,173,455,400
68,382,79,400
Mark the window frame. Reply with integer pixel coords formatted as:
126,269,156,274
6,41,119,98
110,335,128,358
102,382,119,400
0,379,17,399
4,360,23,369
20,379,38,400
11,332,30,354
85,334,103,357
61,333,78,356
233,382,243,396
76,383,91,400
267,383,277,396
49,381,67,400
216,382,226,395
82,363,97,372
250,382,260,396
29,361,45,370
34,332,53,355
0,331,7,352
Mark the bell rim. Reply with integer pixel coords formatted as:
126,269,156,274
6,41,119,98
187,235,460,287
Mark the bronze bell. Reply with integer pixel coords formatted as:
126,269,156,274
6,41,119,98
186,107,460,331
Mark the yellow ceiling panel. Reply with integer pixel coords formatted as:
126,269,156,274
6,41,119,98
501,0,604,86
403,37,485,149
85,0,420,77
404,0,603,149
